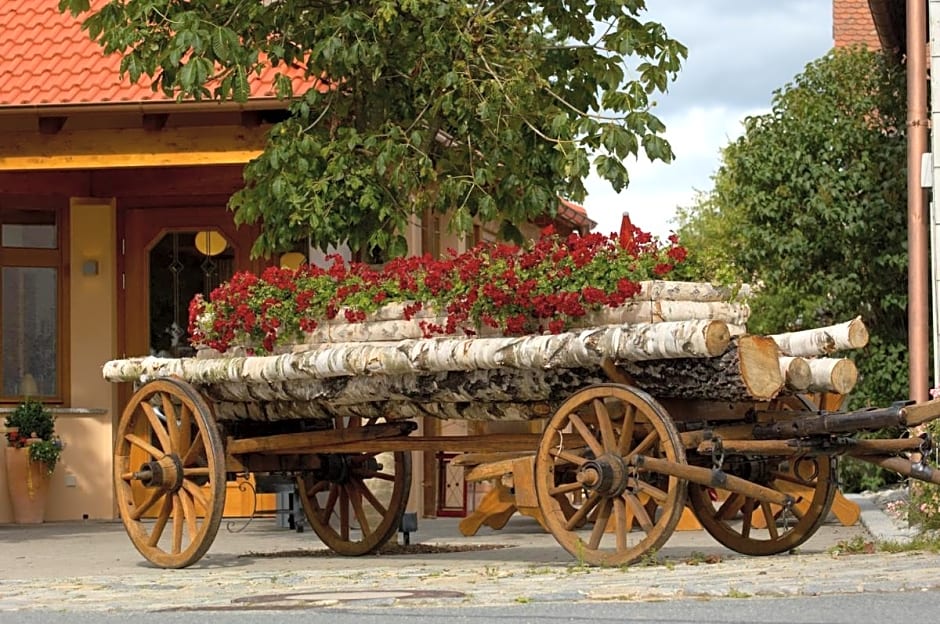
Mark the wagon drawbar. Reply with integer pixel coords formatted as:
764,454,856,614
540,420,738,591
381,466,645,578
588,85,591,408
103,318,940,569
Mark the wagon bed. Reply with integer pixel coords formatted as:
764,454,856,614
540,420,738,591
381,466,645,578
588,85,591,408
103,320,940,568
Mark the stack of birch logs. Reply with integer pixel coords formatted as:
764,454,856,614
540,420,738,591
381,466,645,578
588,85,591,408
103,280,869,422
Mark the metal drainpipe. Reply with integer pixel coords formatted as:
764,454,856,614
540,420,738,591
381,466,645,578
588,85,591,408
908,0,930,402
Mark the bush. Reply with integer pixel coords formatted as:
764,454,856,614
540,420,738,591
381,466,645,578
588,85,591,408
4,399,63,473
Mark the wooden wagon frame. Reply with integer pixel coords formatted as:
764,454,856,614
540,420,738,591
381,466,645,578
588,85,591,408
102,320,940,568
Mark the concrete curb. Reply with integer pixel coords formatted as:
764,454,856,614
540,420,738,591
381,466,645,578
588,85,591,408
844,492,919,543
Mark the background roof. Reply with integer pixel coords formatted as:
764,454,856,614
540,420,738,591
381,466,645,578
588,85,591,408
0,2,300,108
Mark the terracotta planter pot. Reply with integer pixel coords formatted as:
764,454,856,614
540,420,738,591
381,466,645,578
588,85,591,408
4,446,51,524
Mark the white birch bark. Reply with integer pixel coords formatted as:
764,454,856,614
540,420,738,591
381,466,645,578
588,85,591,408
638,280,753,302
576,300,750,327
769,317,869,357
805,357,859,395
104,319,732,384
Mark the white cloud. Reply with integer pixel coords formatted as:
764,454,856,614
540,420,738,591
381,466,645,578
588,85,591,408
583,1,833,241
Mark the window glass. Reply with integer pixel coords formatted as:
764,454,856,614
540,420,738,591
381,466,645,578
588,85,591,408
1,209,57,249
1,267,58,397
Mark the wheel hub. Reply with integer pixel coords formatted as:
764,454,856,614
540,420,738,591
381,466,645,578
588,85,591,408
576,452,630,497
135,454,184,492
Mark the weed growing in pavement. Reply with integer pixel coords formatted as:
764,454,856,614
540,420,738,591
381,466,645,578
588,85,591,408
879,533,940,553
725,588,752,599
828,535,876,556
514,596,532,604
684,551,722,566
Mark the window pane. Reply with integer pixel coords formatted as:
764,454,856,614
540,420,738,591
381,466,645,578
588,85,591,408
2,267,58,397
1,209,57,249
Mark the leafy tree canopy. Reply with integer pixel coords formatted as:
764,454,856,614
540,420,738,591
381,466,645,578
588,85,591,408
674,45,908,409
59,1,687,257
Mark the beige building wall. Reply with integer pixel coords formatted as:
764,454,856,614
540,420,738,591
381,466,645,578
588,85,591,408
0,198,118,521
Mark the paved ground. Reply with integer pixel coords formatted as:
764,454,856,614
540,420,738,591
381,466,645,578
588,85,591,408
0,493,938,612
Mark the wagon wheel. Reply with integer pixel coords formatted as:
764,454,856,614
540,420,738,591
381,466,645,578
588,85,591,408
687,394,837,556
534,384,688,566
297,416,412,556
114,378,226,569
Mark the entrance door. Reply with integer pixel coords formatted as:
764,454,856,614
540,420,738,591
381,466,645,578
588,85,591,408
122,206,271,517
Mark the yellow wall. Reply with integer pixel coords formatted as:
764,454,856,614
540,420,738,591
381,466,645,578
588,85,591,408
50,199,117,521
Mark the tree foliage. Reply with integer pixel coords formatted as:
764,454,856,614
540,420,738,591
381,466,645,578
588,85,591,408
59,1,686,257
676,46,909,410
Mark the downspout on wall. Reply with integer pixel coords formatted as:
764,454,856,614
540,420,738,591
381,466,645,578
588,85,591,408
909,0,929,402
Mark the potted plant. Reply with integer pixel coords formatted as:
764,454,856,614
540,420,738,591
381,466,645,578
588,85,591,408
4,399,63,523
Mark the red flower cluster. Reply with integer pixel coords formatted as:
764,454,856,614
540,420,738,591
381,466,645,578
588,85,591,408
188,225,688,354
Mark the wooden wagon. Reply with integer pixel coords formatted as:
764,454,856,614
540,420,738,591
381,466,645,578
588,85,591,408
102,312,940,569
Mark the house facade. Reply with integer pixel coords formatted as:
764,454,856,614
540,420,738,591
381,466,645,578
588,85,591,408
0,3,592,522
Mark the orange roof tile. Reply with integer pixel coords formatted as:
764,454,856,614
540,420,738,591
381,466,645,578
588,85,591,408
0,2,308,108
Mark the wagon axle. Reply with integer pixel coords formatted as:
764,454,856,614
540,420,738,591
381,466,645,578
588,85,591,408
576,453,632,497
133,455,184,492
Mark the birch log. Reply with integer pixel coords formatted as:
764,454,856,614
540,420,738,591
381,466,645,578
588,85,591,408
615,336,784,401
289,299,749,344
209,399,557,422
201,367,609,405
638,281,753,302
103,319,732,384
805,358,858,395
579,300,750,327
779,356,812,392
769,317,869,357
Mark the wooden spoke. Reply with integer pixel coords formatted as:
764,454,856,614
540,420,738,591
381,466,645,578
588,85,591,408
354,479,389,517
635,480,669,503
320,485,340,525
740,498,755,538
114,378,224,568
565,491,602,531
626,429,659,460
614,498,628,551
125,433,164,460
297,420,412,556
181,480,210,512
549,481,585,496
617,405,637,456
347,483,372,536
624,493,654,532
760,502,779,540
339,486,350,541
179,490,199,543
594,399,616,451
130,488,164,521
171,496,184,554
717,492,745,520
588,498,613,549
162,393,180,453
549,448,588,467
304,480,331,498
148,495,173,548
141,402,172,453
181,434,205,467
535,384,687,566
568,413,604,457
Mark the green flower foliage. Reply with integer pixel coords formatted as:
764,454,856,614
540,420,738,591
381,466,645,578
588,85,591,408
59,0,687,257
675,46,909,492
4,399,63,474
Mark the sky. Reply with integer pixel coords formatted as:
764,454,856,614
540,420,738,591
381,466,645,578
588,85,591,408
583,1,835,240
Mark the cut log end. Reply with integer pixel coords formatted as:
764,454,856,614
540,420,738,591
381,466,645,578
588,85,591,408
779,356,812,392
847,316,870,350
704,320,732,357
738,335,785,400
807,358,858,395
